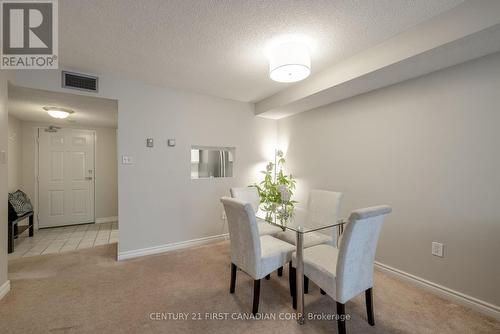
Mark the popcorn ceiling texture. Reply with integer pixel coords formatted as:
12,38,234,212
58,0,463,102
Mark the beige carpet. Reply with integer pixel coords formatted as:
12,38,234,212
1,241,499,334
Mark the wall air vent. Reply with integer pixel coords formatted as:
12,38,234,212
62,71,98,92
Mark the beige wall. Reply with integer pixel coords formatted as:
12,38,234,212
0,71,9,296
278,52,500,308
20,122,118,225
7,115,22,192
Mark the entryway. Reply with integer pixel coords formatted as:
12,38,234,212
7,84,119,259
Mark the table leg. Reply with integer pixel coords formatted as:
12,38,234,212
296,231,305,325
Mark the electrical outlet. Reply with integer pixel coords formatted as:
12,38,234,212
432,242,444,257
221,210,227,221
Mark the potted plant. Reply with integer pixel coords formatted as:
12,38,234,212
254,150,297,224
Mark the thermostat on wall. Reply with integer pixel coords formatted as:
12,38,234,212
167,139,176,147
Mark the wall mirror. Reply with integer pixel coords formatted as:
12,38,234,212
191,146,235,179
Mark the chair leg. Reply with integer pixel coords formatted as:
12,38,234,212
277,266,283,277
288,262,294,296
304,276,309,294
230,263,237,293
336,302,346,334
365,287,375,326
320,289,326,295
265,274,270,280
252,279,261,315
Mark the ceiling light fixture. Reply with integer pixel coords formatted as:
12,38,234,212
43,107,74,119
267,41,311,83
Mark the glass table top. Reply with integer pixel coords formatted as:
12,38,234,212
256,207,346,234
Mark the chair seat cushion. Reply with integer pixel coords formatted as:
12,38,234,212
275,230,334,248
292,244,339,299
257,220,283,236
257,235,295,279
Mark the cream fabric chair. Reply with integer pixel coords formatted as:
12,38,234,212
221,197,295,314
230,187,282,236
291,205,392,334
276,189,343,248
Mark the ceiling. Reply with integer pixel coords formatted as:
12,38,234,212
8,85,118,128
58,0,464,103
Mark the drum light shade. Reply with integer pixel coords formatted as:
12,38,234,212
268,41,311,83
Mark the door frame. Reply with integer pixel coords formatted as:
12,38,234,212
35,127,96,229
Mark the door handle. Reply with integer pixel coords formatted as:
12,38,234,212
85,177,93,180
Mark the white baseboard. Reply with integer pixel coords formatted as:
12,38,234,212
0,280,11,301
117,233,229,261
95,216,118,224
375,261,500,321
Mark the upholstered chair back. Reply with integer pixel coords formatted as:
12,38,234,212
221,197,262,278
230,187,260,213
306,190,343,246
335,205,392,303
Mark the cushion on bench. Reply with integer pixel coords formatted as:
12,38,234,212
8,190,33,217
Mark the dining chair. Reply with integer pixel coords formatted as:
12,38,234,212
221,197,295,314
230,187,283,236
276,189,342,292
291,205,392,334
275,189,343,247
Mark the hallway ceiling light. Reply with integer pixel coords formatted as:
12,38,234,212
43,107,74,119
268,41,311,83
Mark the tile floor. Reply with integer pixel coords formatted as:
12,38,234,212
8,222,118,260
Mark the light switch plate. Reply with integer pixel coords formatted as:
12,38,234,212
122,155,133,165
432,242,444,257
167,139,176,147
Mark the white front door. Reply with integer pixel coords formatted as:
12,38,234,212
38,128,95,228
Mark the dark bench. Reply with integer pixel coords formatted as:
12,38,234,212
8,201,34,254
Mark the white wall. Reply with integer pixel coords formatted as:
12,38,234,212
11,70,277,257
20,122,118,224
0,71,10,298
94,127,118,219
7,115,22,192
277,52,500,308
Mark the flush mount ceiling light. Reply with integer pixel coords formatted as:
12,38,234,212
43,107,74,119
267,40,311,83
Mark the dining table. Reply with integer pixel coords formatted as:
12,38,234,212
256,207,346,325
